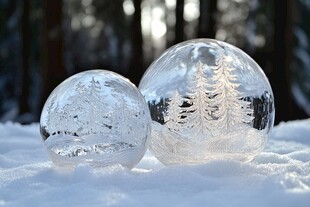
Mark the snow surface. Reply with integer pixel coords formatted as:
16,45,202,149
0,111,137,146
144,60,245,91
0,120,310,207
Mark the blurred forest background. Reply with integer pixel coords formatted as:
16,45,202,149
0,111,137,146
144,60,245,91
0,0,310,124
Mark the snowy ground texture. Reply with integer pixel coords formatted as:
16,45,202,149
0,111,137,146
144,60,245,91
1,120,310,207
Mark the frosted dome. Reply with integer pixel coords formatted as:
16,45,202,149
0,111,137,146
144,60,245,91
40,70,151,169
139,39,275,165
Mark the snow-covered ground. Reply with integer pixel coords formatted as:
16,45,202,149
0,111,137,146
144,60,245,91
0,120,310,207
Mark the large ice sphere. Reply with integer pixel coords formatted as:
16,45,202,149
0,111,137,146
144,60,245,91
40,70,151,169
139,39,275,165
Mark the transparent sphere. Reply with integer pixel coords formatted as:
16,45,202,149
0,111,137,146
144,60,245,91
139,39,275,165
40,70,151,169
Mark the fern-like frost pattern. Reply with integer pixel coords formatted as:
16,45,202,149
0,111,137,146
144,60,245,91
40,70,151,169
139,39,275,165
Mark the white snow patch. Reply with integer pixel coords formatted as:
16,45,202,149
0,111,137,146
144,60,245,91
0,120,310,206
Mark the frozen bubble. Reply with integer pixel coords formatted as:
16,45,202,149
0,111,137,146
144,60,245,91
40,70,151,169
139,39,275,165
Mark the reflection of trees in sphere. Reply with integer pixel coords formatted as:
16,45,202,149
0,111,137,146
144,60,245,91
139,39,275,165
40,70,151,169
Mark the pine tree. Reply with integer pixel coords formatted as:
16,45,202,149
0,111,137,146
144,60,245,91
165,90,184,132
110,84,145,145
180,61,212,140
112,94,131,141
47,78,112,137
208,53,254,135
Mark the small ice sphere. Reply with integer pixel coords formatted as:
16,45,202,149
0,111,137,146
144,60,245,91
40,70,151,169
139,39,275,165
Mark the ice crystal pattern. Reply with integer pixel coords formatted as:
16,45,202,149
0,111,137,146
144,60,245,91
139,39,275,165
40,70,151,169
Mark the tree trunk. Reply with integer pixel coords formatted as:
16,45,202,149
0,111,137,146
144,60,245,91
174,0,184,44
19,0,31,116
40,0,66,112
127,0,144,86
272,0,307,123
198,0,217,38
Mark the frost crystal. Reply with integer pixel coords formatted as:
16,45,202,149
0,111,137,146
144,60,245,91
40,70,151,169
139,39,275,165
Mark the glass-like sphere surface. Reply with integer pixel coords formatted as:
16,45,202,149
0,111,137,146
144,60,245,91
139,39,275,165
40,70,151,169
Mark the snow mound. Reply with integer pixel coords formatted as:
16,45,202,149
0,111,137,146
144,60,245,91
0,120,310,206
